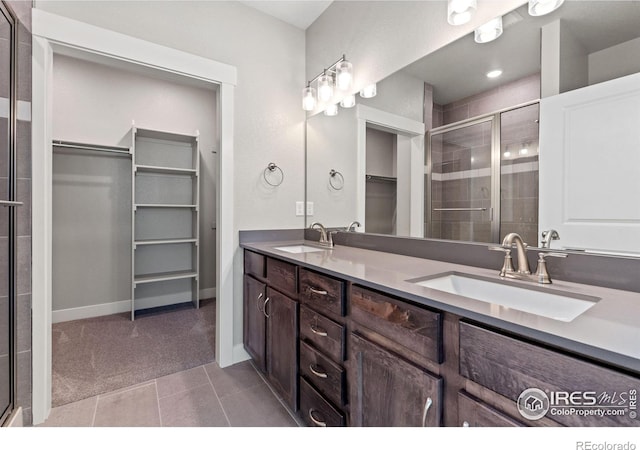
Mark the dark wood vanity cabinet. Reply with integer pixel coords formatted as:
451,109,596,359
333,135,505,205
242,249,640,427
243,251,298,411
297,269,348,427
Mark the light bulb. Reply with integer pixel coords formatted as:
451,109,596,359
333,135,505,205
447,0,477,25
528,0,564,16
503,151,511,158
359,83,377,99
340,94,356,108
302,86,316,111
519,147,529,155
336,59,353,91
486,69,503,79
324,104,339,116
318,71,334,102
474,17,503,44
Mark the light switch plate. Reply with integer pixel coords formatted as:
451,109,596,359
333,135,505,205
295,201,304,216
306,201,314,216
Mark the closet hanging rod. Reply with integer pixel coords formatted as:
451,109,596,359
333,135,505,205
52,140,131,156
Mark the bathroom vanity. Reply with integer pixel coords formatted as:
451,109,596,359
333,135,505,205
241,236,640,427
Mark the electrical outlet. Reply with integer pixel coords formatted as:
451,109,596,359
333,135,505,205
295,201,304,216
306,201,314,216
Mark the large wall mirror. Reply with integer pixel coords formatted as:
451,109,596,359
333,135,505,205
305,1,640,257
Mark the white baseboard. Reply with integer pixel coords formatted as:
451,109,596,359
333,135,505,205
52,287,216,323
52,300,131,323
199,287,216,300
5,407,23,427
232,344,250,365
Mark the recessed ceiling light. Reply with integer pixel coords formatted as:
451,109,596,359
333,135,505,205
486,70,503,79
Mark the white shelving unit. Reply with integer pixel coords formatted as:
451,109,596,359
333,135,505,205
131,127,200,319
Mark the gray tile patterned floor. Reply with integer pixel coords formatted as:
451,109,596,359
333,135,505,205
40,361,303,427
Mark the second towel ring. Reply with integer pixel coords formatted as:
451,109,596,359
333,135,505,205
263,162,284,187
329,169,344,190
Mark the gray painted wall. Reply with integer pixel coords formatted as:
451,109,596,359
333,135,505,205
51,54,217,313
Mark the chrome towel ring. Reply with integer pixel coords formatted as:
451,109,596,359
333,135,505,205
329,169,344,190
263,162,284,187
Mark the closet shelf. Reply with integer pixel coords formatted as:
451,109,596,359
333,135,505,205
134,238,197,247
135,164,197,175
134,270,198,285
135,203,197,209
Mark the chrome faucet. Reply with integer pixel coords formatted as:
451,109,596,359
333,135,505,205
309,222,334,248
347,221,361,232
489,232,567,284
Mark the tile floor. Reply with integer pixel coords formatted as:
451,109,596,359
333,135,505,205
39,360,303,427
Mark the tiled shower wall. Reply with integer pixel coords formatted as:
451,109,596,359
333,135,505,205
7,0,32,426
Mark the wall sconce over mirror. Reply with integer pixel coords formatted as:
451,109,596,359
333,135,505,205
302,54,355,113
447,0,477,26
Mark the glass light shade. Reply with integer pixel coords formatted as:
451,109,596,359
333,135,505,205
336,60,353,90
447,0,477,26
486,69,503,79
528,0,564,16
359,83,377,99
474,17,503,44
317,72,334,102
302,86,316,111
340,94,356,108
324,103,339,116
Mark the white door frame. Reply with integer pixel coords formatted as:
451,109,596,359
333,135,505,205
31,9,237,424
355,105,425,237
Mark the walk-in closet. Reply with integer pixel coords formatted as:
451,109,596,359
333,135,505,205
50,53,218,407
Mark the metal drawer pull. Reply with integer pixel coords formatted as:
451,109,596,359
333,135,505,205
256,293,263,312
0,200,23,207
308,409,327,427
463,421,470,427
310,324,328,337
309,364,328,379
309,287,328,296
263,297,271,318
422,397,433,427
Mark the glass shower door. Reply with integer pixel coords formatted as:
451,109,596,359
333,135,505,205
427,118,496,243
0,3,16,425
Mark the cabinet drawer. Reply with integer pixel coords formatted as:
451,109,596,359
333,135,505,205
299,268,345,317
299,305,345,363
300,340,346,407
350,285,443,364
244,250,265,279
458,391,523,427
266,257,297,295
299,377,346,427
459,322,640,427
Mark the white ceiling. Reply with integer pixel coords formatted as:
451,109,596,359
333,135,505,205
240,1,333,30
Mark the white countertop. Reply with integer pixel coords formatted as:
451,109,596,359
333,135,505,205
242,240,640,374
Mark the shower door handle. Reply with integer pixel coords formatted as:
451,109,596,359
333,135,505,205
0,200,23,207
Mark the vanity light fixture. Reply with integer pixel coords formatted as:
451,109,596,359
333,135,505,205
447,0,477,26
360,83,377,98
340,94,356,108
302,84,317,111
486,69,503,78
474,16,503,44
324,103,339,116
302,54,356,112
528,0,564,16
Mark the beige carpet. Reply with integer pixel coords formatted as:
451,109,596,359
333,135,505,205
52,299,216,407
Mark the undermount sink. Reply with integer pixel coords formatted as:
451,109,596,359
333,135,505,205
408,272,600,322
273,244,327,254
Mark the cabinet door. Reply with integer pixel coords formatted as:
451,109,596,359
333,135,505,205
243,275,266,372
349,332,443,427
458,391,523,427
266,287,298,411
